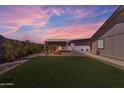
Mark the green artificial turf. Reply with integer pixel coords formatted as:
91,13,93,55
0,56,124,88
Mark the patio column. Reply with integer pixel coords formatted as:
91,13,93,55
66,41,68,52
44,43,46,53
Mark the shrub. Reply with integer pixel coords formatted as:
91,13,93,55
2,40,44,62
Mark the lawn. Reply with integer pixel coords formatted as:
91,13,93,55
0,56,124,88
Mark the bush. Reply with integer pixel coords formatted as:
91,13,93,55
2,40,44,62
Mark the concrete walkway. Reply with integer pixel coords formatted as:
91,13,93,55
84,52,124,71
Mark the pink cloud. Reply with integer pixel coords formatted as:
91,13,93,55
31,20,105,43
47,7,64,16
70,8,92,19
0,6,50,36
0,6,68,37
6,19,105,44
0,6,110,44
8,6,47,19
0,6,101,37
1,29,16,36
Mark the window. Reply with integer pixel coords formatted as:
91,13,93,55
98,39,104,49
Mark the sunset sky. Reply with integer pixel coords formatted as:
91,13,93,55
0,5,118,44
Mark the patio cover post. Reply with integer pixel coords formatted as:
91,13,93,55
44,43,45,53
66,41,68,52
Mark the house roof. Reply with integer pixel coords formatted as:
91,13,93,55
91,6,124,42
68,38,91,46
45,39,68,42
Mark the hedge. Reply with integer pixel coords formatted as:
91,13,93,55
1,39,44,62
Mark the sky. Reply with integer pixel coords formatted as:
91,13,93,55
0,5,119,44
